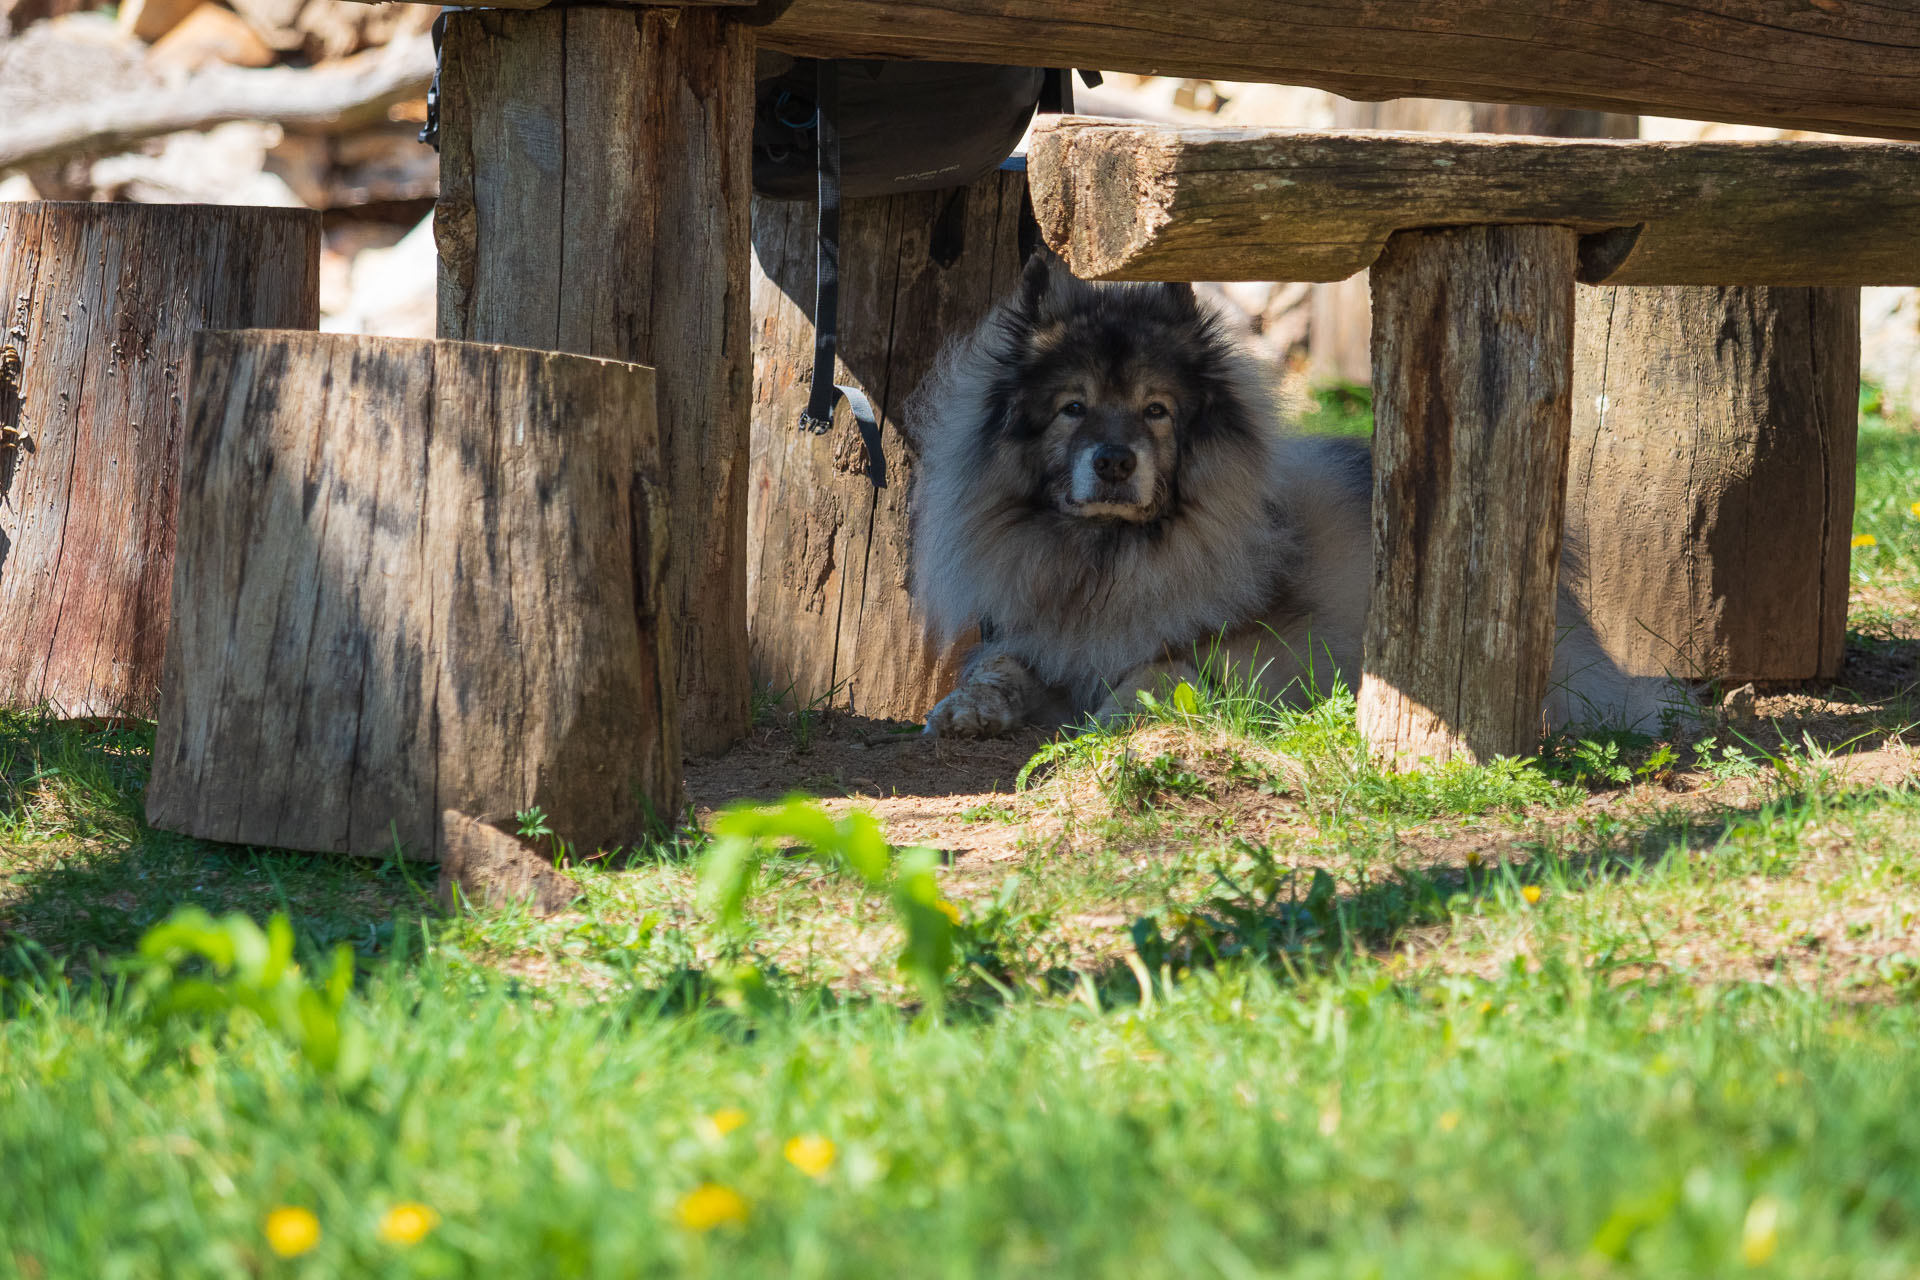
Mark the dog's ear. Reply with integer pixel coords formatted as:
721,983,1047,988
1017,247,1069,324
1159,281,1200,319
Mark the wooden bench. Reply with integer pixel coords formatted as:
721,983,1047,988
1028,118,1920,766
392,0,1920,754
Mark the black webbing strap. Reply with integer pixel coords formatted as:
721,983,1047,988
419,11,448,150
801,60,886,488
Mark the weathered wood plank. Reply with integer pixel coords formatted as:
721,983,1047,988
437,6,755,753
1029,119,1920,286
0,202,319,719
762,1,1920,142
148,331,679,860
1358,225,1577,768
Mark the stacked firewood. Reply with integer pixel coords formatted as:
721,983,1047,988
0,0,437,336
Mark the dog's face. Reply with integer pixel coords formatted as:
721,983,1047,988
984,254,1246,526
1035,366,1180,522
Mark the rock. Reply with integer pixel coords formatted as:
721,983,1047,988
435,810,585,917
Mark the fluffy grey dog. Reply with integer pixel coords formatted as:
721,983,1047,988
912,252,1665,739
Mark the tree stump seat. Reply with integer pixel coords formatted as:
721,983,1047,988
147,331,680,861
1030,119,1920,766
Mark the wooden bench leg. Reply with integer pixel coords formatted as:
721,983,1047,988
434,5,753,754
1358,224,1579,768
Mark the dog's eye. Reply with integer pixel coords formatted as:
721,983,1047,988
1144,402,1170,420
1059,401,1086,419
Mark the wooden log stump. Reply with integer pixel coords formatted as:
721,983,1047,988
147,331,679,860
748,169,1027,721
0,202,319,717
1359,224,1578,767
435,4,754,754
1567,285,1861,686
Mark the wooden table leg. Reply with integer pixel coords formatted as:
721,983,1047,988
1359,224,1579,768
435,5,753,754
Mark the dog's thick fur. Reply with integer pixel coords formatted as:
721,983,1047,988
911,253,1671,739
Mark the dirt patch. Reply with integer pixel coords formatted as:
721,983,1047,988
685,711,1051,864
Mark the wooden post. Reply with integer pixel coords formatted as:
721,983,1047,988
748,170,1027,721
1567,285,1860,684
1359,224,1579,767
435,5,753,754
0,202,319,717
148,331,679,860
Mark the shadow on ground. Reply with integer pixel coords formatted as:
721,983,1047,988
0,715,437,980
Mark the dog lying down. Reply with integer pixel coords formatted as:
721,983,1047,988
910,252,1676,740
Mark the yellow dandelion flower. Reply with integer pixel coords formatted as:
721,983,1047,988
376,1202,439,1247
1438,1109,1461,1133
676,1183,750,1232
1910,501,1920,519
1852,533,1878,548
1741,1194,1781,1266
934,899,963,925
706,1106,748,1137
264,1206,321,1258
784,1134,837,1179
1521,885,1543,906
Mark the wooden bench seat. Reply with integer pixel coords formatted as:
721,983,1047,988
1029,119,1920,286
1031,120,1914,767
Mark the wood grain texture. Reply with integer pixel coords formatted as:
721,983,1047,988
1305,99,1635,386
0,202,319,718
762,1,1920,142
436,5,753,753
749,171,1024,721
147,331,679,860
1029,120,1920,286
1358,225,1577,768
1566,285,1860,686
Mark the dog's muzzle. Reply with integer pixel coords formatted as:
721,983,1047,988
1065,442,1156,520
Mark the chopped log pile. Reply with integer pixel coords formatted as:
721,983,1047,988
0,1,439,338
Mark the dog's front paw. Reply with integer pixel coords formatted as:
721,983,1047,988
924,684,1021,739
924,656,1038,739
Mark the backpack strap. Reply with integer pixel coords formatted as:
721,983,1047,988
799,60,887,489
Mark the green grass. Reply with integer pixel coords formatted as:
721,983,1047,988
1294,381,1375,438
1848,402,1920,634
4,691,1919,1276
6,945,1919,1278
2,391,1919,1277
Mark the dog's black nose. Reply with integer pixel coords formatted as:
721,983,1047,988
1092,445,1136,483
